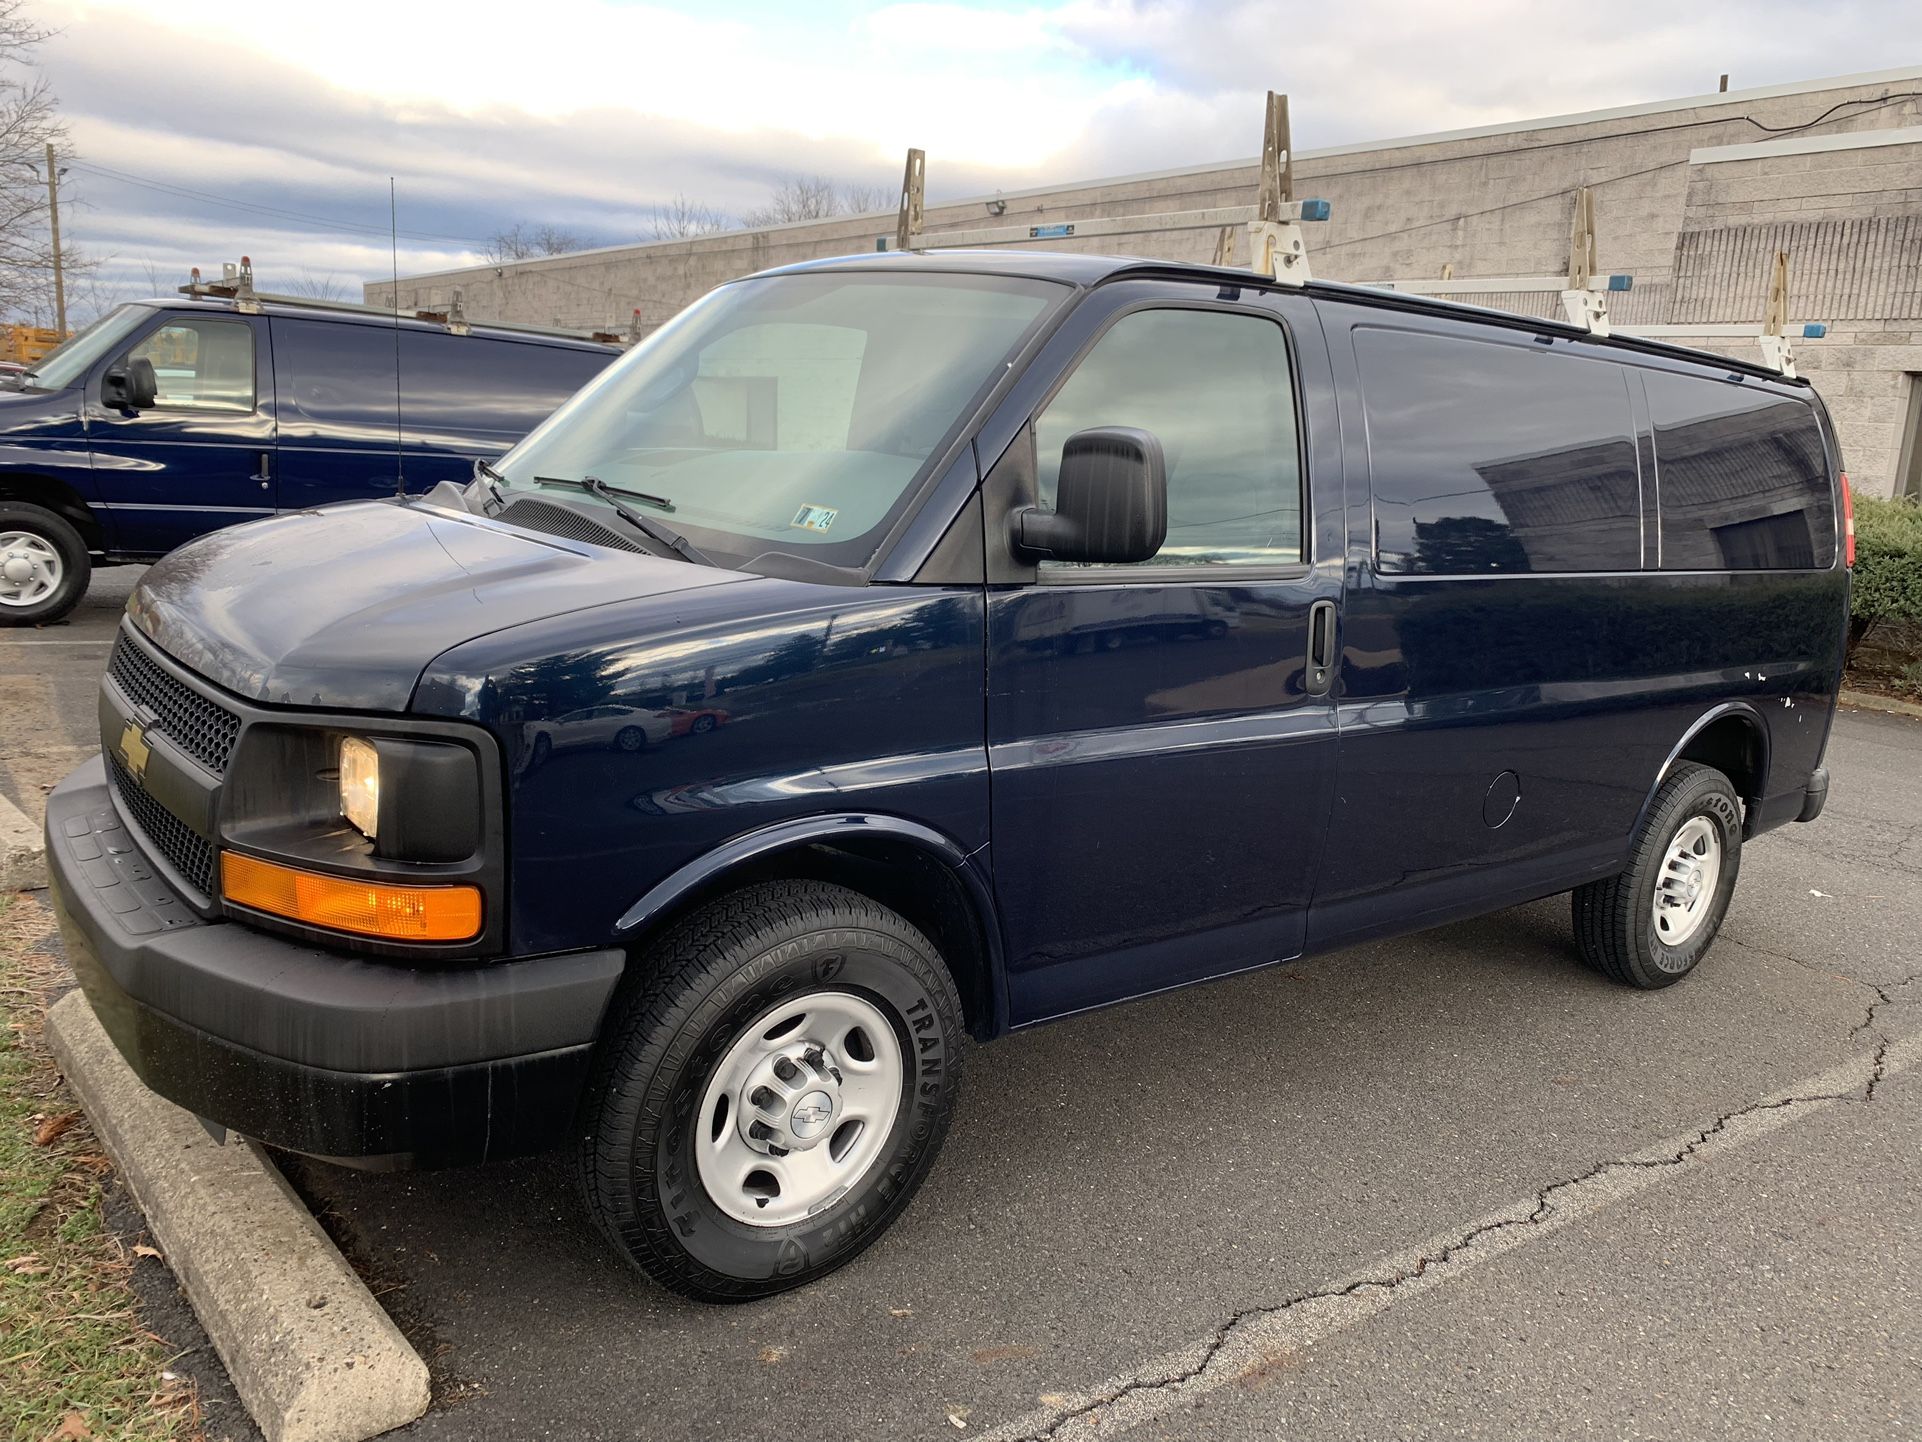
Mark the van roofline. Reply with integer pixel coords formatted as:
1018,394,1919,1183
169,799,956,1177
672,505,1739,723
748,249,1812,387
126,293,623,352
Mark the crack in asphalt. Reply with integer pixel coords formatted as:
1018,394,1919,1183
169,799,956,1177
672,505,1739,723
1009,962,1917,1442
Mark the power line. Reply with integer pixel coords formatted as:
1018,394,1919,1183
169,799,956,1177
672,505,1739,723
65,159,486,247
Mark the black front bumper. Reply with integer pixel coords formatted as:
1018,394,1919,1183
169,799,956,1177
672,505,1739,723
47,756,625,1167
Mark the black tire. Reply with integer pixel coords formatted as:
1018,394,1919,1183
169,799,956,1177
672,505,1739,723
529,733,551,767
690,713,717,735
1572,761,1743,988
577,880,965,1301
614,725,648,752
0,502,90,627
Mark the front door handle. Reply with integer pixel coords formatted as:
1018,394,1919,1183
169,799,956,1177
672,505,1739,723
1304,599,1337,697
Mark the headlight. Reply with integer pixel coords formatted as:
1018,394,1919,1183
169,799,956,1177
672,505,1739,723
339,736,380,839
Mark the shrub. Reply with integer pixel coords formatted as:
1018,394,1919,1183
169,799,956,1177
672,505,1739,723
1848,492,1922,658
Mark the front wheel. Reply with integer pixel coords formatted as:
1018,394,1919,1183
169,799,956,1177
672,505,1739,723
1572,761,1743,988
577,881,965,1301
0,502,91,626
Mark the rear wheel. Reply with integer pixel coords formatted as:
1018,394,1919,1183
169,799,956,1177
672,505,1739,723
614,725,648,752
577,881,965,1301
1572,761,1743,988
0,502,90,626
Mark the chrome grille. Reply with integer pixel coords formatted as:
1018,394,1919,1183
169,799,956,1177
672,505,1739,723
108,632,242,776
106,749,215,897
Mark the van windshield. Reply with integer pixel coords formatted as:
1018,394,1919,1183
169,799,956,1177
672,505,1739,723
22,304,153,392
494,271,1063,569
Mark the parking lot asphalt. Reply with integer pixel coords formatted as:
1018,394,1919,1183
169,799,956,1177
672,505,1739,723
279,707,1921,1442
10,579,1919,1440
0,563,140,812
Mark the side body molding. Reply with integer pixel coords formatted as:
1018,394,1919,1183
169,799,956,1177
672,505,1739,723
612,812,1008,1035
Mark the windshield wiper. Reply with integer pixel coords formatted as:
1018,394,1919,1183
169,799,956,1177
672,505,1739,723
535,475,676,512
471,459,507,513
527,475,711,567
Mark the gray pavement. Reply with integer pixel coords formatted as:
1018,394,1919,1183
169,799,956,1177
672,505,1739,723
13,593,1920,1438
0,563,140,812
281,707,1922,1442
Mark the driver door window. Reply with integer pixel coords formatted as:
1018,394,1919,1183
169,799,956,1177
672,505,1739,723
1035,307,1303,570
127,318,256,412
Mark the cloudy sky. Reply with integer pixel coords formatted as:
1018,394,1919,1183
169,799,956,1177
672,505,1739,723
34,0,1920,311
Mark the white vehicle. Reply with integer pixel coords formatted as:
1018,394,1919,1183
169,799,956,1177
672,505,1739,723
524,704,672,763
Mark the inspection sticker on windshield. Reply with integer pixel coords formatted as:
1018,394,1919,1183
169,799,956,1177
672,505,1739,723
790,504,838,533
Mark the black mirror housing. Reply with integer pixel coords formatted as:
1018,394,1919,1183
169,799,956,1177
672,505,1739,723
1014,426,1168,566
103,357,158,411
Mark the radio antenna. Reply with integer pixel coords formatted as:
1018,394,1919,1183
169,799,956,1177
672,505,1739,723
391,176,404,497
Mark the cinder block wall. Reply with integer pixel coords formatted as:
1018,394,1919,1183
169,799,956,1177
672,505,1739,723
370,68,1922,495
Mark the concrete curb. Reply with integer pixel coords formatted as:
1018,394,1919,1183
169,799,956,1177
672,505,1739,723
1840,687,1922,720
0,789,44,891
44,991,431,1442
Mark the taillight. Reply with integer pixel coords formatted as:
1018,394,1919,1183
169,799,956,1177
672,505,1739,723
1840,471,1855,567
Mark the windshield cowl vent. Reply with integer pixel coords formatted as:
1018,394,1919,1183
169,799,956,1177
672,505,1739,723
495,497,644,554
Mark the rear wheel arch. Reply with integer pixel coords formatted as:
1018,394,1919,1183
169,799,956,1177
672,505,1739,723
1633,704,1769,841
612,815,1005,1040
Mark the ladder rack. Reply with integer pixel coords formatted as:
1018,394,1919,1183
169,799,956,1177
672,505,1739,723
894,92,1332,286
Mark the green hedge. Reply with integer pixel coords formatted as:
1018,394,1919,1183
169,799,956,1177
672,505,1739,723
1852,494,1922,639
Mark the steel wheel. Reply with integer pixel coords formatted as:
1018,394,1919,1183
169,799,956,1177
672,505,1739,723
1651,813,1722,954
0,529,61,608
693,990,904,1227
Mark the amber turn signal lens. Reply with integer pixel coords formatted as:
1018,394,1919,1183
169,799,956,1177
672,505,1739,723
220,852,482,942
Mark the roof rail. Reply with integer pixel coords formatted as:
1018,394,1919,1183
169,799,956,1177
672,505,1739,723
894,91,1333,286
178,258,624,345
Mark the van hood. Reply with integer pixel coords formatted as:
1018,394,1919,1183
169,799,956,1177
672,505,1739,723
127,500,747,711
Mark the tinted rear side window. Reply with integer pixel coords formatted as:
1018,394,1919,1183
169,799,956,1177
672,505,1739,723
1645,371,1834,570
275,319,612,445
1357,327,1642,575
400,332,612,446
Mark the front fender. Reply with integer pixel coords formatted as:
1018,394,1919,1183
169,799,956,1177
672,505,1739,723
613,811,1007,1036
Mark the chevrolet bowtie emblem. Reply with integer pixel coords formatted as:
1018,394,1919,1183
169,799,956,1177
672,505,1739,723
118,721,151,782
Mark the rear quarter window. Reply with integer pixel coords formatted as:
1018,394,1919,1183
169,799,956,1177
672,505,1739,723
1356,327,1642,575
1644,371,1835,570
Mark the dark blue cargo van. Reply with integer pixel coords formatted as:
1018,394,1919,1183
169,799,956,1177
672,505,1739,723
47,251,1850,1301
0,286,618,624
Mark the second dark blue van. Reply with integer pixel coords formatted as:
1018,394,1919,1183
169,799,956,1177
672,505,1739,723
0,276,618,624
47,250,1850,1303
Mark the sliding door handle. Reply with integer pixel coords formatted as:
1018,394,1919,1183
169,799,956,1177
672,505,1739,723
251,451,273,487
1305,599,1337,697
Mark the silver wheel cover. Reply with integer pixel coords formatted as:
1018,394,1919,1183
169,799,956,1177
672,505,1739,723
1652,814,1722,955
693,990,904,1227
0,530,62,608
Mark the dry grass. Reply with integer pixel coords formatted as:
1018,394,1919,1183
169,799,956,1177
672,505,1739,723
0,894,201,1442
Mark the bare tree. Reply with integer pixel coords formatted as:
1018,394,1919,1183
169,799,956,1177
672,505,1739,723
0,2,94,327
649,193,732,241
742,175,841,227
484,221,591,263
284,271,348,301
743,175,897,228
838,182,893,216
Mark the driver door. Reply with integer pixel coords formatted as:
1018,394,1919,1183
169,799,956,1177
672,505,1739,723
86,312,276,554
983,282,1345,1024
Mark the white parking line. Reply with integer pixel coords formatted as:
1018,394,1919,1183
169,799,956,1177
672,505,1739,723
0,638,112,645
981,1027,1918,1442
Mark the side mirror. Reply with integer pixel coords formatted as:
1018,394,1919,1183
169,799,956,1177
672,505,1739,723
1014,427,1168,565
102,357,158,411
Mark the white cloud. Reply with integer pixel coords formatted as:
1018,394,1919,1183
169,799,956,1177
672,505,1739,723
30,0,1919,312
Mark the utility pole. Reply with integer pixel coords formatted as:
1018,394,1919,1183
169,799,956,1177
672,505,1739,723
43,142,65,336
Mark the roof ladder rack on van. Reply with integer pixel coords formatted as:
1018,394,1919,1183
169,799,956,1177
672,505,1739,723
1353,187,1634,336
182,257,262,313
1616,251,1827,379
893,91,1334,287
